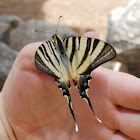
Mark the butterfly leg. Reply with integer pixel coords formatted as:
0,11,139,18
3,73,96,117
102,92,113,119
55,79,78,132
73,74,100,122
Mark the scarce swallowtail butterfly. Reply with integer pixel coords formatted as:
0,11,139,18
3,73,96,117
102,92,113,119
34,19,116,132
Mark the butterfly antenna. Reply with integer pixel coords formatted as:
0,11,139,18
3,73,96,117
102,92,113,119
55,16,62,34
35,29,53,35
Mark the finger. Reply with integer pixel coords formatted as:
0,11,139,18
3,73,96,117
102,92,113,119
82,31,99,39
115,106,140,140
114,131,134,140
91,67,140,112
75,117,134,140
86,67,140,132
111,72,140,111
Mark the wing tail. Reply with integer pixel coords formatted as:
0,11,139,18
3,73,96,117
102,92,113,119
55,79,78,132
73,74,101,122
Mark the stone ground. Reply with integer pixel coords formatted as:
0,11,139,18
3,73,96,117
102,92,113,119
0,0,128,36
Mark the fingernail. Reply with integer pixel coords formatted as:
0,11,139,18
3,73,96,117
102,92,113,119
82,31,99,39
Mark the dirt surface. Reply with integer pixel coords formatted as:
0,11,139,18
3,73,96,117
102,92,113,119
0,0,129,36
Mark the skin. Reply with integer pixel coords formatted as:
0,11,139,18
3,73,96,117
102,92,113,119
1,31,140,140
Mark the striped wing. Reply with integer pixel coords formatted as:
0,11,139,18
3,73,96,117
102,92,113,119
63,36,116,76
35,41,61,79
35,38,78,131
64,36,116,119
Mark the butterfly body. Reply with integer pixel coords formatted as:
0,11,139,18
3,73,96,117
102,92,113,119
35,34,116,132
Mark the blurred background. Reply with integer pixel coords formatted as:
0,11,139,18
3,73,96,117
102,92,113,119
0,0,139,91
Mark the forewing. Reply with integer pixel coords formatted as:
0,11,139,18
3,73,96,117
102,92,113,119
63,37,116,76
35,41,61,79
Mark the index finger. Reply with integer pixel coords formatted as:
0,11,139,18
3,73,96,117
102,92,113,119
92,66,140,111
82,31,99,39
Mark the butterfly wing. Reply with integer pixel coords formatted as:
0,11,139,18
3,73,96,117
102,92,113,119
63,36,116,119
63,37,116,76
35,38,78,131
55,78,78,131
35,41,62,79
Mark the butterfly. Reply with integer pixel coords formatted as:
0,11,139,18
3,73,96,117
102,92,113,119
34,34,116,132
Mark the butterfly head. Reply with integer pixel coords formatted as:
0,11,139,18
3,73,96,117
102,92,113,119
52,34,65,54
52,34,63,45
52,34,57,39
52,34,63,41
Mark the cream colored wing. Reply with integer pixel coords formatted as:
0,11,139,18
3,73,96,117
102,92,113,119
63,36,116,120
63,36,116,76
35,36,78,131
35,40,62,79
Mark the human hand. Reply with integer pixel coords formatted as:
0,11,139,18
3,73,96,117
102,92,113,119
1,32,140,140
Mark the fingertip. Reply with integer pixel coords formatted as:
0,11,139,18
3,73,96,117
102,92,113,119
82,31,99,39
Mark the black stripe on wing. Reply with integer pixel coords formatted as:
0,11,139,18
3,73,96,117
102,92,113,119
41,44,59,72
78,37,81,50
46,42,53,54
70,37,76,63
77,38,91,69
39,46,49,62
35,51,60,79
48,41,60,65
65,38,69,50
81,42,116,75
90,39,99,55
